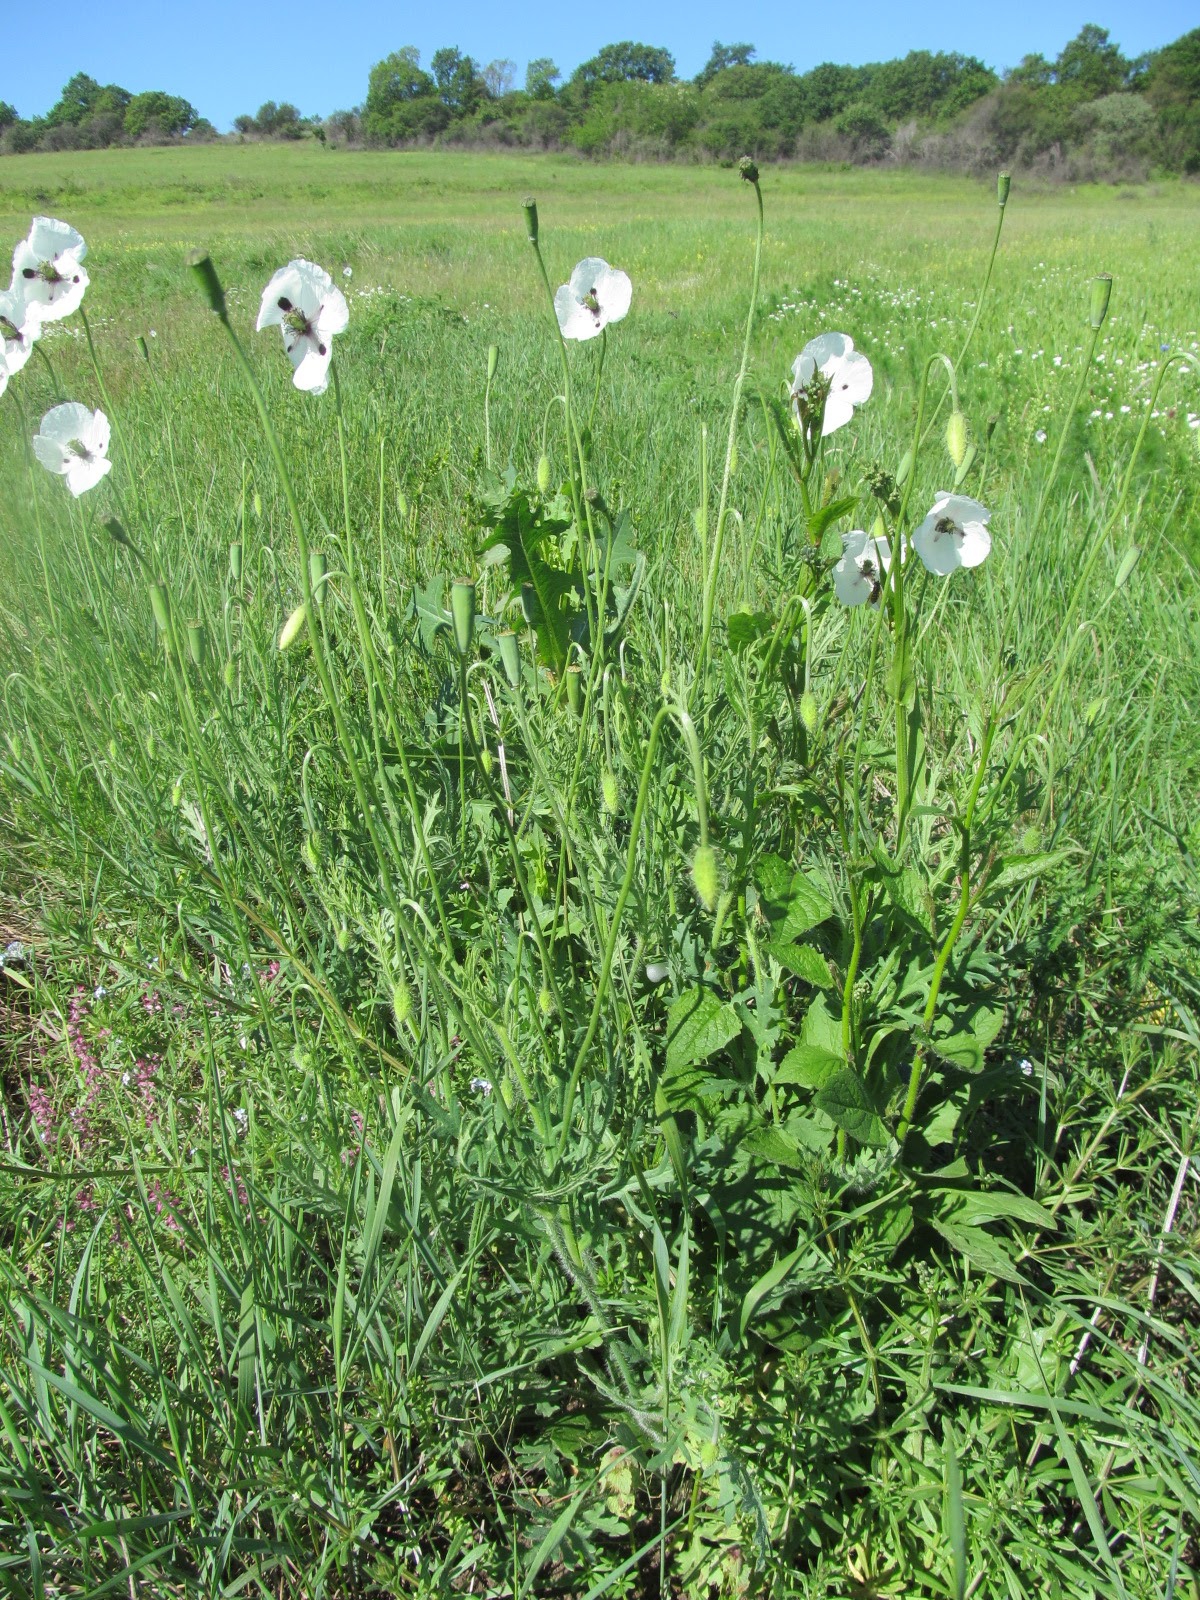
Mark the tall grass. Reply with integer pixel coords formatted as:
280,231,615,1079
0,151,1198,1597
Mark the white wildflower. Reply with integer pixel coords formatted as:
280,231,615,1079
32,402,112,497
554,257,632,342
256,259,349,395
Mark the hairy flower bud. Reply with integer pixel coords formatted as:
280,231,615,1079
1090,274,1112,330
601,768,619,814
946,410,969,470
186,620,206,667
223,657,236,691
309,551,328,606
279,603,307,651
738,156,759,184
691,845,720,913
536,453,552,493
800,691,819,734
522,196,539,245
538,985,555,1018
391,975,412,1028
997,172,1011,207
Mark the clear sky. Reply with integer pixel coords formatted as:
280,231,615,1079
4,0,1195,130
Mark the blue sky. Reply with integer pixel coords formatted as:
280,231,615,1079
4,0,1195,129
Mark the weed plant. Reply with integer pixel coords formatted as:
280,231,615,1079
0,152,1199,1597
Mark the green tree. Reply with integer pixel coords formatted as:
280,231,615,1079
0,102,17,130
124,92,197,139
431,47,482,114
525,58,560,99
47,74,102,126
364,48,438,140
571,42,676,92
696,42,756,86
1144,27,1200,170
1055,24,1128,98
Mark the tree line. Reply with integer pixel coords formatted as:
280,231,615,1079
3,27,1198,178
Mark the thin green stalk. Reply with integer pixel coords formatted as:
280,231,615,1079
697,178,765,686
1029,319,1103,541
79,306,139,524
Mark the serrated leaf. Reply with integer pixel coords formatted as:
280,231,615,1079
411,575,449,654
774,1043,844,1088
879,862,932,934
755,857,832,943
813,1067,888,1146
765,940,834,987
932,1218,1027,1284
665,988,741,1077
800,994,843,1057
478,486,577,674
984,848,1075,897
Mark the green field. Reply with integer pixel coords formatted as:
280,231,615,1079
1,146,1199,1597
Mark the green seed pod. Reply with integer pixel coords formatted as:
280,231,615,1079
691,845,720,914
229,541,243,584
223,657,236,690
799,691,819,734
522,196,539,244
1089,273,1113,331
396,488,409,519
946,410,968,470
536,454,552,493
451,578,476,657
309,551,328,606
486,344,499,382
997,171,1011,207
391,975,412,1029
896,448,914,486
186,249,227,319
497,629,521,688
279,603,307,652
565,664,583,717
601,768,619,814
538,985,555,1018
186,620,206,667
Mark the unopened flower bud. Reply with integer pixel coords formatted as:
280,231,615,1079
497,629,521,688
148,579,171,634
800,691,819,734
645,962,669,986
896,448,914,486
171,781,183,807
336,926,351,953
538,985,555,1018
479,746,493,777
186,250,227,319
302,831,324,870
487,344,499,382
108,738,118,763
565,664,583,717
997,172,1011,207
523,196,539,245
391,975,412,1028
1089,274,1112,331
309,551,328,605
451,578,476,656
223,657,236,690
738,156,759,184
229,541,243,584
691,845,720,913
946,410,968,470
601,768,619,814
537,453,552,493
279,603,307,651
186,620,206,667
145,733,156,760
103,515,131,548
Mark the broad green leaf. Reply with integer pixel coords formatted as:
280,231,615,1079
930,1031,984,1073
983,848,1075,897
665,987,741,1077
727,607,775,654
411,575,448,653
800,994,843,1057
744,1122,807,1170
807,494,858,545
814,1067,888,1146
932,1219,1027,1284
774,1043,844,1089
738,1237,818,1341
478,486,576,674
879,862,932,934
936,1186,1057,1231
765,940,834,987
755,856,833,942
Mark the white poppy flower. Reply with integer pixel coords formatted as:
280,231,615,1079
255,259,349,395
790,332,873,437
554,257,632,343
12,217,89,325
0,284,40,377
31,402,112,497
832,529,895,607
912,493,992,576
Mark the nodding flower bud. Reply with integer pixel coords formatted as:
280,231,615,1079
799,691,819,735
997,172,1011,207
148,579,171,634
496,629,521,688
279,603,307,651
309,551,328,605
946,410,969,470
601,768,619,814
186,620,206,668
487,344,499,382
102,515,131,548
136,336,150,362
522,196,539,245
223,657,236,690
229,541,243,584
1089,273,1113,331
391,976,411,1027
691,845,720,914
252,490,262,520
536,453,552,493
738,156,759,184
451,578,476,657
186,249,227,319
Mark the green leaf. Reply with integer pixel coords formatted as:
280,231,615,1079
800,994,843,1056
930,1031,984,1073
755,857,834,943
983,848,1075,898
411,575,448,653
932,1218,1027,1284
478,486,577,674
807,494,858,545
665,987,741,1077
737,1238,818,1341
878,862,932,934
744,1122,807,1170
774,1043,844,1089
765,940,834,987
727,607,776,654
935,1186,1057,1231
814,1068,888,1146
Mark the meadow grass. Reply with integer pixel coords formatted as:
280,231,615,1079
0,146,1198,1597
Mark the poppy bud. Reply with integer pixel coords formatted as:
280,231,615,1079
308,551,328,606
537,454,552,493
396,488,408,519
145,733,156,760
302,831,323,870
172,781,183,807
800,691,819,734
496,629,521,688
148,579,171,636
997,172,1011,207
538,985,555,1018
691,845,720,913
103,515,131,548
229,542,243,584
523,196,539,245
565,664,583,717
645,962,669,986
223,657,236,690
186,250,227,320
252,491,262,520
601,768,619,814
108,738,118,763
1089,274,1112,331
336,926,351,952
279,603,307,651
896,448,914,486
487,344,499,382
186,620,206,667
946,411,968,470
738,156,759,184
480,746,493,777
391,975,412,1028
451,578,476,656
